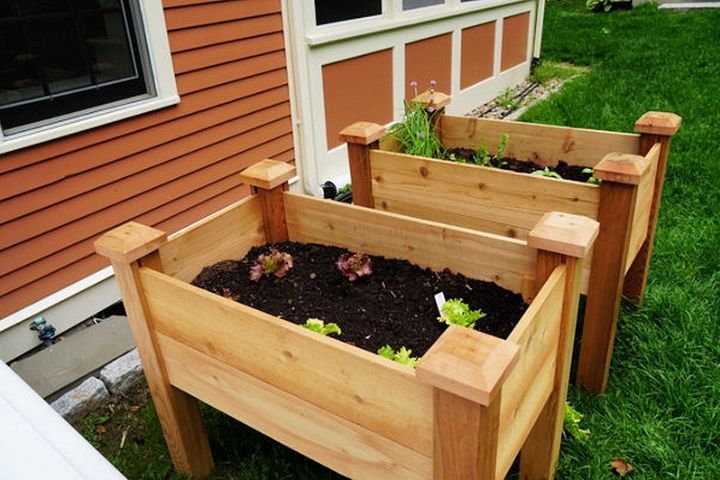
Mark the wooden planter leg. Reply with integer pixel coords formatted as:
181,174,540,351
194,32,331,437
416,326,520,479
520,212,599,480
94,223,214,478
339,122,386,208
623,112,682,304
575,152,654,394
238,159,296,243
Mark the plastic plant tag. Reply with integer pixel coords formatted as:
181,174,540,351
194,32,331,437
434,292,447,315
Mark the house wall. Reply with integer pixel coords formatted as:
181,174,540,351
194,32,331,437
0,1,293,332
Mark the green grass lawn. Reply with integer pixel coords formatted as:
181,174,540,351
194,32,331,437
523,2,720,479
81,2,720,478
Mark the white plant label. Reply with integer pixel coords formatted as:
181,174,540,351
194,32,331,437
434,292,447,315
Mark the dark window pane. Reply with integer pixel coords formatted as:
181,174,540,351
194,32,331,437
83,12,137,83
403,0,444,10
315,0,381,25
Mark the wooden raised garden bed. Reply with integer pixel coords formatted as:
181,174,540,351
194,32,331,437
341,96,680,394
95,160,598,479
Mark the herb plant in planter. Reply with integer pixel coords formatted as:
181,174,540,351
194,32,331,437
341,103,681,395
95,159,599,479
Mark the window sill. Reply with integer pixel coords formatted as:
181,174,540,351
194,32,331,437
0,94,180,155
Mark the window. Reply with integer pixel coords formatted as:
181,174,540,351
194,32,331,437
0,0,177,152
314,0,382,26
403,0,444,10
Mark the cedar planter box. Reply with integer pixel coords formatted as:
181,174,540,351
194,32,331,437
95,160,598,479
341,99,681,394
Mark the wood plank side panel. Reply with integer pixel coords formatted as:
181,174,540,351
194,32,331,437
140,268,434,456
440,115,641,167
0,1,292,317
624,144,660,273
370,150,600,240
159,195,266,282
284,192,534,294
496,266,566,478
157,334,432,480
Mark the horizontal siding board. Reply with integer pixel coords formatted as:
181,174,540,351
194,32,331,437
0,88,290,225
169,15,282,52
173,32,285,74
0,85,289,203
0,66,288,176
0,128,293,278
1,0,293,318
164,0,280,30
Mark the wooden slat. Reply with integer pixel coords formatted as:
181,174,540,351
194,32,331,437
168,15,282,53
157,334,432,480
0,129,293,276
495,266,565,477
164,0,279,30
370,150,601,241
0,68,288,176
283,192,533,294
140,268,434,455
159,196,265,282
439,115,641,167
173,33,285,74
625,143,660,273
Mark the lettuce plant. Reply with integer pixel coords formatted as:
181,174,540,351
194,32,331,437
563,402,591,442
531,167,563,179
582,167,602,185
249,248,293,281
336,252,372,282
302,318,341,336
377,345,419,368
438,298,486,329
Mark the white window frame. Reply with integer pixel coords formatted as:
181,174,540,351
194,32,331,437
0,1,179,155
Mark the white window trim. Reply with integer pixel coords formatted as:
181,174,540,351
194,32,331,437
0,1,179,155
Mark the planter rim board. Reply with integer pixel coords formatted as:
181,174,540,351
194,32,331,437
95,162,599,480
340,107,681,395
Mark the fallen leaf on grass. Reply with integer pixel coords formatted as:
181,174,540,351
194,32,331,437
611,459,635,476
129,405,140,413
95,425,107,434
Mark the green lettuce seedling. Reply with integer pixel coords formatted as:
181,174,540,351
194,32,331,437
438,298,486,329
377,345,419,368
302,318,341,336
531,167,563,179
582,167,602,185
563,402,591,442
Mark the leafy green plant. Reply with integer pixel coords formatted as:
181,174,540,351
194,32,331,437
496,133,510,161
474,145,492,166
377,345,419,368
336,252,372,282
586,0,625,12
390,83,446,159
563,402,591,442
582,167,602,185
438,298,486,329
249,248,293,281
498,87,520,111
531,167,563,179
302,318,341,336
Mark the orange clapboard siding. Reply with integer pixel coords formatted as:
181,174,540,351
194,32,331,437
405,33,453,100
0,127,294,279
0,0,292,318
0,88,290,224
501,12,530,72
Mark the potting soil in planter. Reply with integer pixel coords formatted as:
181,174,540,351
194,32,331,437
191,242,527,357
446,147,594,182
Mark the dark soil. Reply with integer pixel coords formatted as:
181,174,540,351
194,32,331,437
446,147,594,183
192,242,527,358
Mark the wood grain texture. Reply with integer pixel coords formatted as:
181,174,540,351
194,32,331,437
439,115,640,167
527,212,599,259
158,334,432,480
140,268,434,455
576,182,637,394
159,195,266,282
625,144,660,273
283,192,534,294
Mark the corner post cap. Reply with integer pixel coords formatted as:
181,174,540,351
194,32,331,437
94,221,167,263
527,212,599,258
593,151,650,185
634,112,682,136
412,90,452,110
239,159,296,190
415,326,519,406
339,122,386,145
